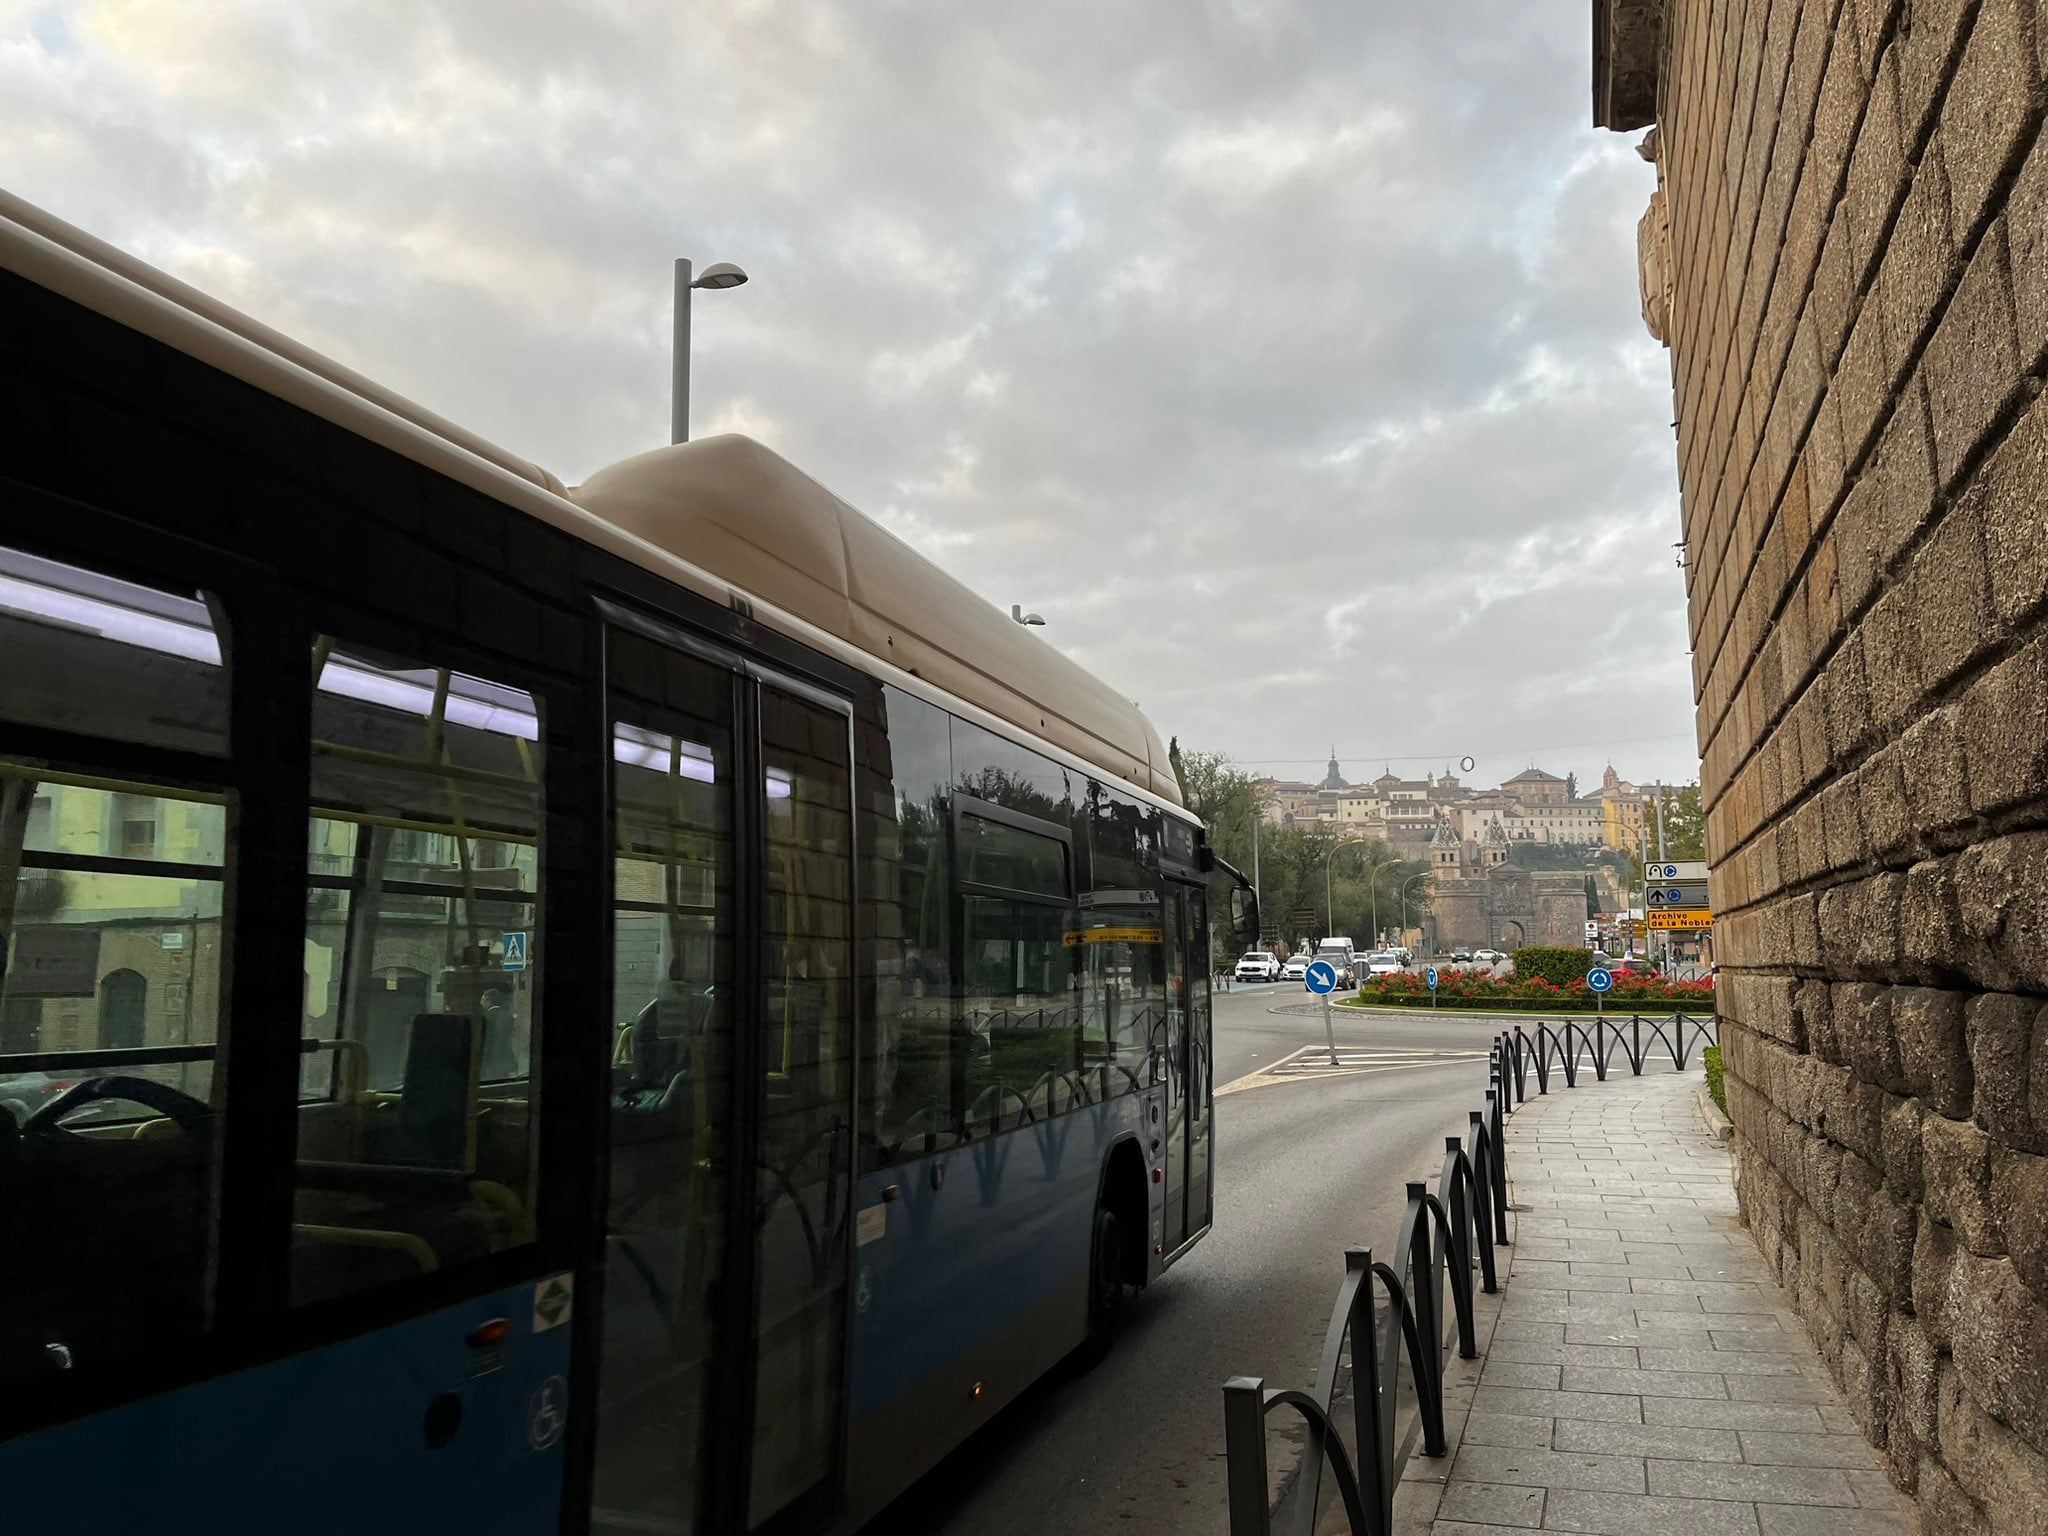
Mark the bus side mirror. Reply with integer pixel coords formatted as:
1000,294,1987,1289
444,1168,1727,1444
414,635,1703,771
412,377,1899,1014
1230,886,1258,947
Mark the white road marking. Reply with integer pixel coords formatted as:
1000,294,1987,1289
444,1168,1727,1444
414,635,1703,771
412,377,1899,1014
1217,1044,1488,1096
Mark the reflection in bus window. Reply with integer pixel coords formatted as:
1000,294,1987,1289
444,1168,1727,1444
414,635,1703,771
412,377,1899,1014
1081,784,1164,1092
863,688,957,1169
593,637,735,1534
958,806,1076,1132
0,547,230,1383
962,896,1078,1131
0,542,229,755
751,684,855,1524
292,641,542,1307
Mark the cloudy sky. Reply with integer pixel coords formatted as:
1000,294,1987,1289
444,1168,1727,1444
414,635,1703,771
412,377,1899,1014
2,0,1699,792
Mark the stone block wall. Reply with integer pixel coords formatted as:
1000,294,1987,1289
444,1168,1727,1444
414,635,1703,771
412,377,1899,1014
1598,0,2048,1528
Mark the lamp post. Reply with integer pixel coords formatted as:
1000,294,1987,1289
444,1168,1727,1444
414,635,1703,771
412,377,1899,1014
1325,840,1382,943
672,257,750,444
1397,871,1430,946
1251,804,1264,935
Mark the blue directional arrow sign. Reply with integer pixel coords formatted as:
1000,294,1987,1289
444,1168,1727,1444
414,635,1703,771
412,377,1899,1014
1586,966,1614,993
1304,959,1338,995
1425,966,1439,990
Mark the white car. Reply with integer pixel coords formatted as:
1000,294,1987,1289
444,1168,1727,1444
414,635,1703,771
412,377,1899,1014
1473,948,1505,965
1234,951,1282,983
1365,952,1404,976
1281,953,1314,982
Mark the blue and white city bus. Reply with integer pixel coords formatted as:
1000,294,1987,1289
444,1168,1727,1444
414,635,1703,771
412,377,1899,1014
0,191,1255,1534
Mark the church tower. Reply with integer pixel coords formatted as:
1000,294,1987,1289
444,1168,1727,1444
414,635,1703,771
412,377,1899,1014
1430,817,1461,881
1483,816,1510,869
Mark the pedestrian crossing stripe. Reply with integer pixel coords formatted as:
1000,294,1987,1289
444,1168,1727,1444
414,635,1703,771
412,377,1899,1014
533,1273,574,1332
1217,1045,1488,1096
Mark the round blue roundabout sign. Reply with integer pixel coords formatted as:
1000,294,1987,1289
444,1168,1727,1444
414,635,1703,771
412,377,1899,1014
1586,966,1614,993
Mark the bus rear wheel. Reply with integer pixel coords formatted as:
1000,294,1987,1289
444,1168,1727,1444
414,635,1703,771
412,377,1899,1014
1085,1204,1127,1351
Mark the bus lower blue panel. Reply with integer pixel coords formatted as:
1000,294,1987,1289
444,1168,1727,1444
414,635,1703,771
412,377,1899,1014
849,1090,1155,1418
0,1281,573,1536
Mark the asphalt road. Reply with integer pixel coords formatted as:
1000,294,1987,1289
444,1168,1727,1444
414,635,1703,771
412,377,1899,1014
866,985,1510,1536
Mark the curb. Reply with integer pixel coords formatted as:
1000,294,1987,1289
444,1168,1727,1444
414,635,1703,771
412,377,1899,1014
1696,1079,1734,1142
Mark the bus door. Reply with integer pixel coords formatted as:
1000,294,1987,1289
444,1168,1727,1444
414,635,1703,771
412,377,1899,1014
1160,881,1212,1252
592,612,856,1536
1182,885,1213,1235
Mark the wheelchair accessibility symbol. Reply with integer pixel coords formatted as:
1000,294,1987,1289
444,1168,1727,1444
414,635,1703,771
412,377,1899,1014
529,1375,567,1451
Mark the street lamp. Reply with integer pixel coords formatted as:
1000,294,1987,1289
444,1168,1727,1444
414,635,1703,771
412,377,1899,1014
673,257,750,445
1325,840,1383,942
1397,871,1430,942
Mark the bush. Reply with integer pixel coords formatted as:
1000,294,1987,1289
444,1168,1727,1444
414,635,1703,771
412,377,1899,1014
1512,946,1594,986
1703,1044,1727,1117
1342,969,1713,1011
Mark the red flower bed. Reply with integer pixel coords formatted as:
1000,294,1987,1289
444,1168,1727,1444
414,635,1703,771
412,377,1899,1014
1346,969,1713,1009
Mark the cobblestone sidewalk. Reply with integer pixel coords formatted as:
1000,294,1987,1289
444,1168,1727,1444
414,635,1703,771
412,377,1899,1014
1398,1068,1919,1536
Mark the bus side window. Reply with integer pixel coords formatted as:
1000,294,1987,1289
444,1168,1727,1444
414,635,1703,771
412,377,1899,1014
292,639,543,1306
862,688,959,1170
0,541,229,1386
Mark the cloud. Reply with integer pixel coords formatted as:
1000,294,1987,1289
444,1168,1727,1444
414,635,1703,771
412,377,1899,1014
0,0,1694,791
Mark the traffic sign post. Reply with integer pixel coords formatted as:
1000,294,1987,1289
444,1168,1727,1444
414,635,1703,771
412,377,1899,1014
1305,960,1340,1065
1586,964,1614,1016
1425,965,1439,1009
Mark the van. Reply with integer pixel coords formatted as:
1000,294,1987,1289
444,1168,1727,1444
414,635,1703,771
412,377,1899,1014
1314,937,1357,970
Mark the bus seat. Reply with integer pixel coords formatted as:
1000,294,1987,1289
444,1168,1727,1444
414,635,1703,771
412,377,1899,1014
390,1012,480,1170
328,1038,370,1102
631,997,685,1091
469,1178,535,1244
292,1222,438,1301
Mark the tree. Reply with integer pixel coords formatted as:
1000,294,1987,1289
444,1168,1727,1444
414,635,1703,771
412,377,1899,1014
1168,742,1261,878
1166,744,1430,947
1655,784,1706,861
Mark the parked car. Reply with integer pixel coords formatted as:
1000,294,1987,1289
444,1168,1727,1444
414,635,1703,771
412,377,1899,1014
1234,950,1282,983
1450,947,1473,963
1365,951,1403,976
0,1071,67,1125
1281,953,1314,982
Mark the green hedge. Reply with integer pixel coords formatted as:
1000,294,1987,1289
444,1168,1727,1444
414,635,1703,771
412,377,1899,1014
1512,946,1594,986
1704,1044,1727,1116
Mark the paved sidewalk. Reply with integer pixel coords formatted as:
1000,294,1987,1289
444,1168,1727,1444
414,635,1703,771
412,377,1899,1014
1397,1068,1919,1536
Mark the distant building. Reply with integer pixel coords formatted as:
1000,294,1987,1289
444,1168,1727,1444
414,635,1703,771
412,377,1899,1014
1598,764,1646,852
1501,766,1570,807
1423,816,1587,953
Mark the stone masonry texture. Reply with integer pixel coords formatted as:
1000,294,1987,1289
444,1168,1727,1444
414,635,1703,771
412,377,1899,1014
1595,1,2048,1530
